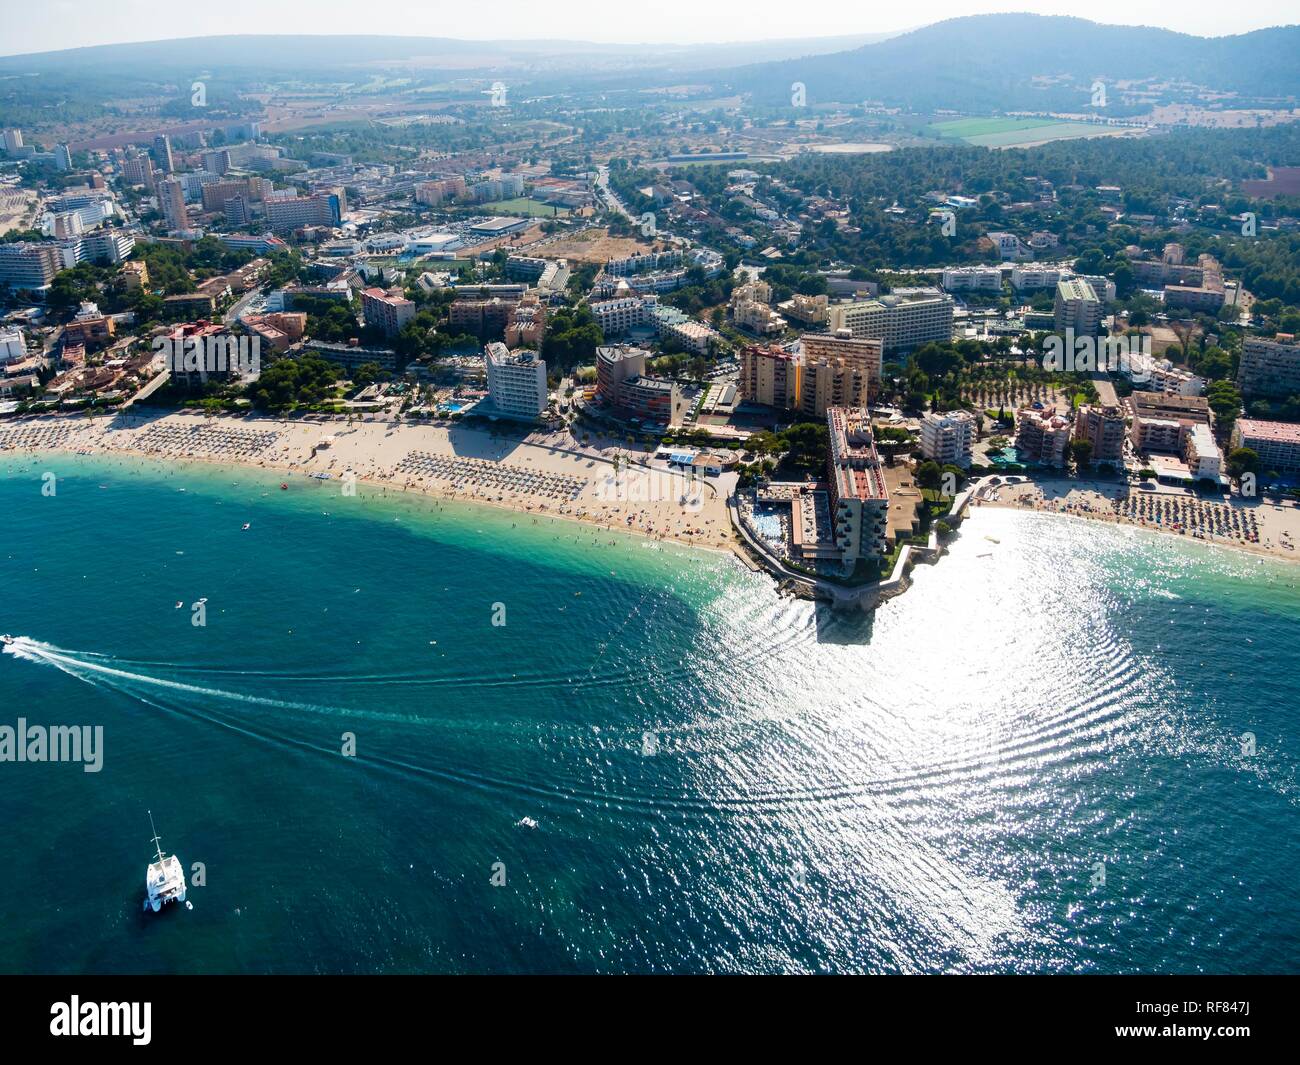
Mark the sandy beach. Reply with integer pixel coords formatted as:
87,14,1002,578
0,411,738,552
979,476,1300,562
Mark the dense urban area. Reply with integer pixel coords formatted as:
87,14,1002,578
3,15,1300,589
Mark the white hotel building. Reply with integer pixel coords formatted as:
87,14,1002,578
941,267,1002,293
590,295,656,335
484,343,548,420
0,326,25,364
1010,265,1064,291
827,293,955,354
919,410,977,468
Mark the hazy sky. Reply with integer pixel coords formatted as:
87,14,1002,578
0,0,1293,56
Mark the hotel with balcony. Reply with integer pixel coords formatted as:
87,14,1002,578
1230,419,1300,476
826,407,891,566
919,410,977,468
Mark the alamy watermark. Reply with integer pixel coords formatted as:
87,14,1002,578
153,333,261,378
1041,328,1154,381
0,718,103,772
596,470,703,512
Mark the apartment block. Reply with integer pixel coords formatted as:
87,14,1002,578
504,293,547,348
0,242,61,292
1015,407,1073,467
595,344,685,427
826,292,954,354
798,333,882,419
121,152,155,189
484,342,548,419
158,178,189,232
589,295,653,336
264,189,346,232
919,410,977,468
1236,334,1300,399
449,297,517,339
1054,278,1102,337
777,293,829,326
826,406,890,564
941,266,1002,293
1073,404,1127,463
1129,393,1212,454
1230,418,1300,474
360,287,416,337
1182,423,1223,482
1010,265,1064,291
1163,254,1225,313
739,344,800,410
152,134,174,174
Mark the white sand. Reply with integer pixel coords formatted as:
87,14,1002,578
0,411,738,551
980,477,1300,561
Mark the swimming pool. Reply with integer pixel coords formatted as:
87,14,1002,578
986,446,1028,468
749,506,786,542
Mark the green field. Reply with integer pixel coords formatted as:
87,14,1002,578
481,197,569,218
927,117,1118,148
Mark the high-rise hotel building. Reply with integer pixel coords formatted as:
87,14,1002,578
158,178,189,232
826,406,891,565
826,292,954,354
1237,334,1300,399
484,342,548,420
739,333,882,418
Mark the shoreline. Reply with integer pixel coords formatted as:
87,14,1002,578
976,478,1300,564
0,410,741,558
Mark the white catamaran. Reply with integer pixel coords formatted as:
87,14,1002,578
144,810,187,913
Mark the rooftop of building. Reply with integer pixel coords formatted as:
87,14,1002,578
1057,277,1099,301
1132,393,1211,414
1018,406,1072,429
596,344,650,366
623,374,675,394
1236,418,1300,444
922,409,976,425
486,343,542,368
827,407,889,501
1244,332,1297,347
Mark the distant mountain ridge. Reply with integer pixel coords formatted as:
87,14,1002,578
0,32,899,76
723,15,1300,110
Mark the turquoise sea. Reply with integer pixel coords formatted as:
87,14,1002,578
0,452,1297,974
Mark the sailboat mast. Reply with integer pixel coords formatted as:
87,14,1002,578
148,809,164,864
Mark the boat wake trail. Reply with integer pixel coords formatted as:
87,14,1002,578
2,636,432,725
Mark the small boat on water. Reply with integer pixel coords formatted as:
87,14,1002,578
0,634,14,646
241,523,251,530
143,810,187,914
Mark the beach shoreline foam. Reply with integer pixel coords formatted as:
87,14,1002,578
0,410,738,556
977,476,1300,564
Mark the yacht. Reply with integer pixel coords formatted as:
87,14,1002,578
143,811,187,913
